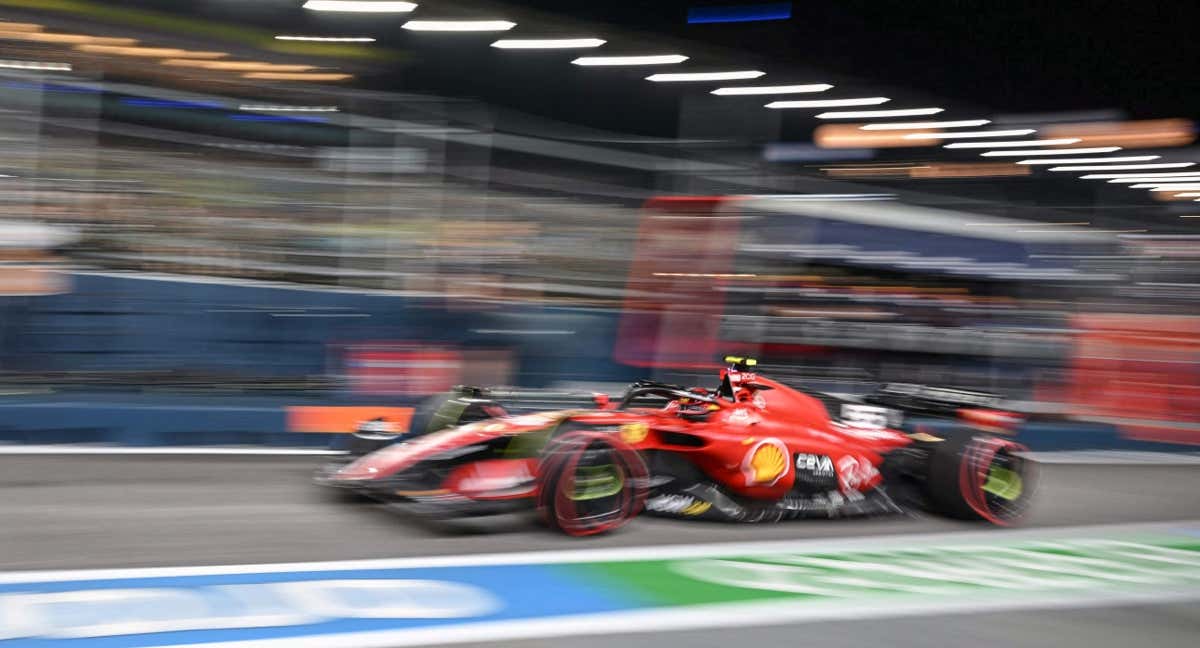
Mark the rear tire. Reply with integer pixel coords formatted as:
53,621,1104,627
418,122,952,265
925,433,1034,525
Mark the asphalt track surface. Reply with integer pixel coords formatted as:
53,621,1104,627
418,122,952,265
2,455,1199,647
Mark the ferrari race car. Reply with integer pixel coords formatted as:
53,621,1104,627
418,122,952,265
317,358,1033,536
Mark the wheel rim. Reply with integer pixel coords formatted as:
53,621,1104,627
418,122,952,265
960,437,1033,525
540,432,647,536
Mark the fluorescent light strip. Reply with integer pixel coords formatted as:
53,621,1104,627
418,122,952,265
1049,163,1197,171
1173,193,1200,198
1106,175,1200,183
304,0,417,11
766,97,890,109
647,70,765,82
1018,156,1160,165
1130,184,1200,190
0,59,70,70
402,20,515,32
1094,171,1200,180
239,104,338,112
816,107,945,119
860,119,989,130
904,129,1036,140
275,36,376,42
303,1,416,11
981,147,1122,157
711,83,831,96
572,54,687,66
945,138,1081,149
491,38,604,49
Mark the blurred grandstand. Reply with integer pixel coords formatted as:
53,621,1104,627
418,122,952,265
0,3,1196,440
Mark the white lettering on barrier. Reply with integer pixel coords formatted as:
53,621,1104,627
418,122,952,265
0,579,499,641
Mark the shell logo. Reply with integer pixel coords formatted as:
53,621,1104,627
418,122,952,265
742,438,789,486
619,421,649,444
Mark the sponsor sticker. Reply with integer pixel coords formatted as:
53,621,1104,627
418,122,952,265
619,422,649,444
645,494,712,516
795,453,836,477
836,454,881,492
741,438,790,487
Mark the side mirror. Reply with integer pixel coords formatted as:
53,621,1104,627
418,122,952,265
592,393,611,409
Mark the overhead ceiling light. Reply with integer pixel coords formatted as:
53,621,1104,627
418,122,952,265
491,38,605,49
0,59,71,71
1106,174,1200,183
77,45,226,58
274,36,376,42
242,72,352,81
402,20,516,32
1130,184,1200,190
945,138,1081,149
1049,163,1196,171
572,54,688,66
712,83,831,96
816,107,944,118
904,129,1036,140
303,1,417,11
860,119,989,130
1018,155,1160,165
1085,171,1200,179
1173,193,1200,198
981,147,1122,157
239,104,339,112
647,70,765,82
766,97,890,109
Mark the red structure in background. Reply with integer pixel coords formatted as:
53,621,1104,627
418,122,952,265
342,343,461,396
615,196,742,369
1064,314,1200,444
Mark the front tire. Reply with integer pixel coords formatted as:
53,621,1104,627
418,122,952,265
536,430,649,536
925,433,1034,525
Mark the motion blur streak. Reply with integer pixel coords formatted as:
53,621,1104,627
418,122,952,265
572,54,688,65
946,138,1082,148
1,3,1199,647
402,21,517,32
712,83,831,95
1043,119,1197,148
861,119,989,130
491,38,605,49
303,0,418,11
908,162,1031,178
815,107,945,119
766,97,890,108
815,124,940,147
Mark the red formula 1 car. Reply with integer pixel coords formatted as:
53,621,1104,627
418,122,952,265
318,358,1033,536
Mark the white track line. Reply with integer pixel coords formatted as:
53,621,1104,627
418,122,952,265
1025,450,1200,465
142,587,1200,648
0,445,345,457
1,519,1196,584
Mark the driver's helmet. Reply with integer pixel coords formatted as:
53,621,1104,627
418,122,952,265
673,388,719,421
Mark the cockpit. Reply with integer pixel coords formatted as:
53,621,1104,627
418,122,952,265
615,357,770,422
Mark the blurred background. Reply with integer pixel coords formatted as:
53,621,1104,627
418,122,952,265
1,3,1200,647
0,0,1196,447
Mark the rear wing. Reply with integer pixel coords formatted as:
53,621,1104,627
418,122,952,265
863,383,1004,416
